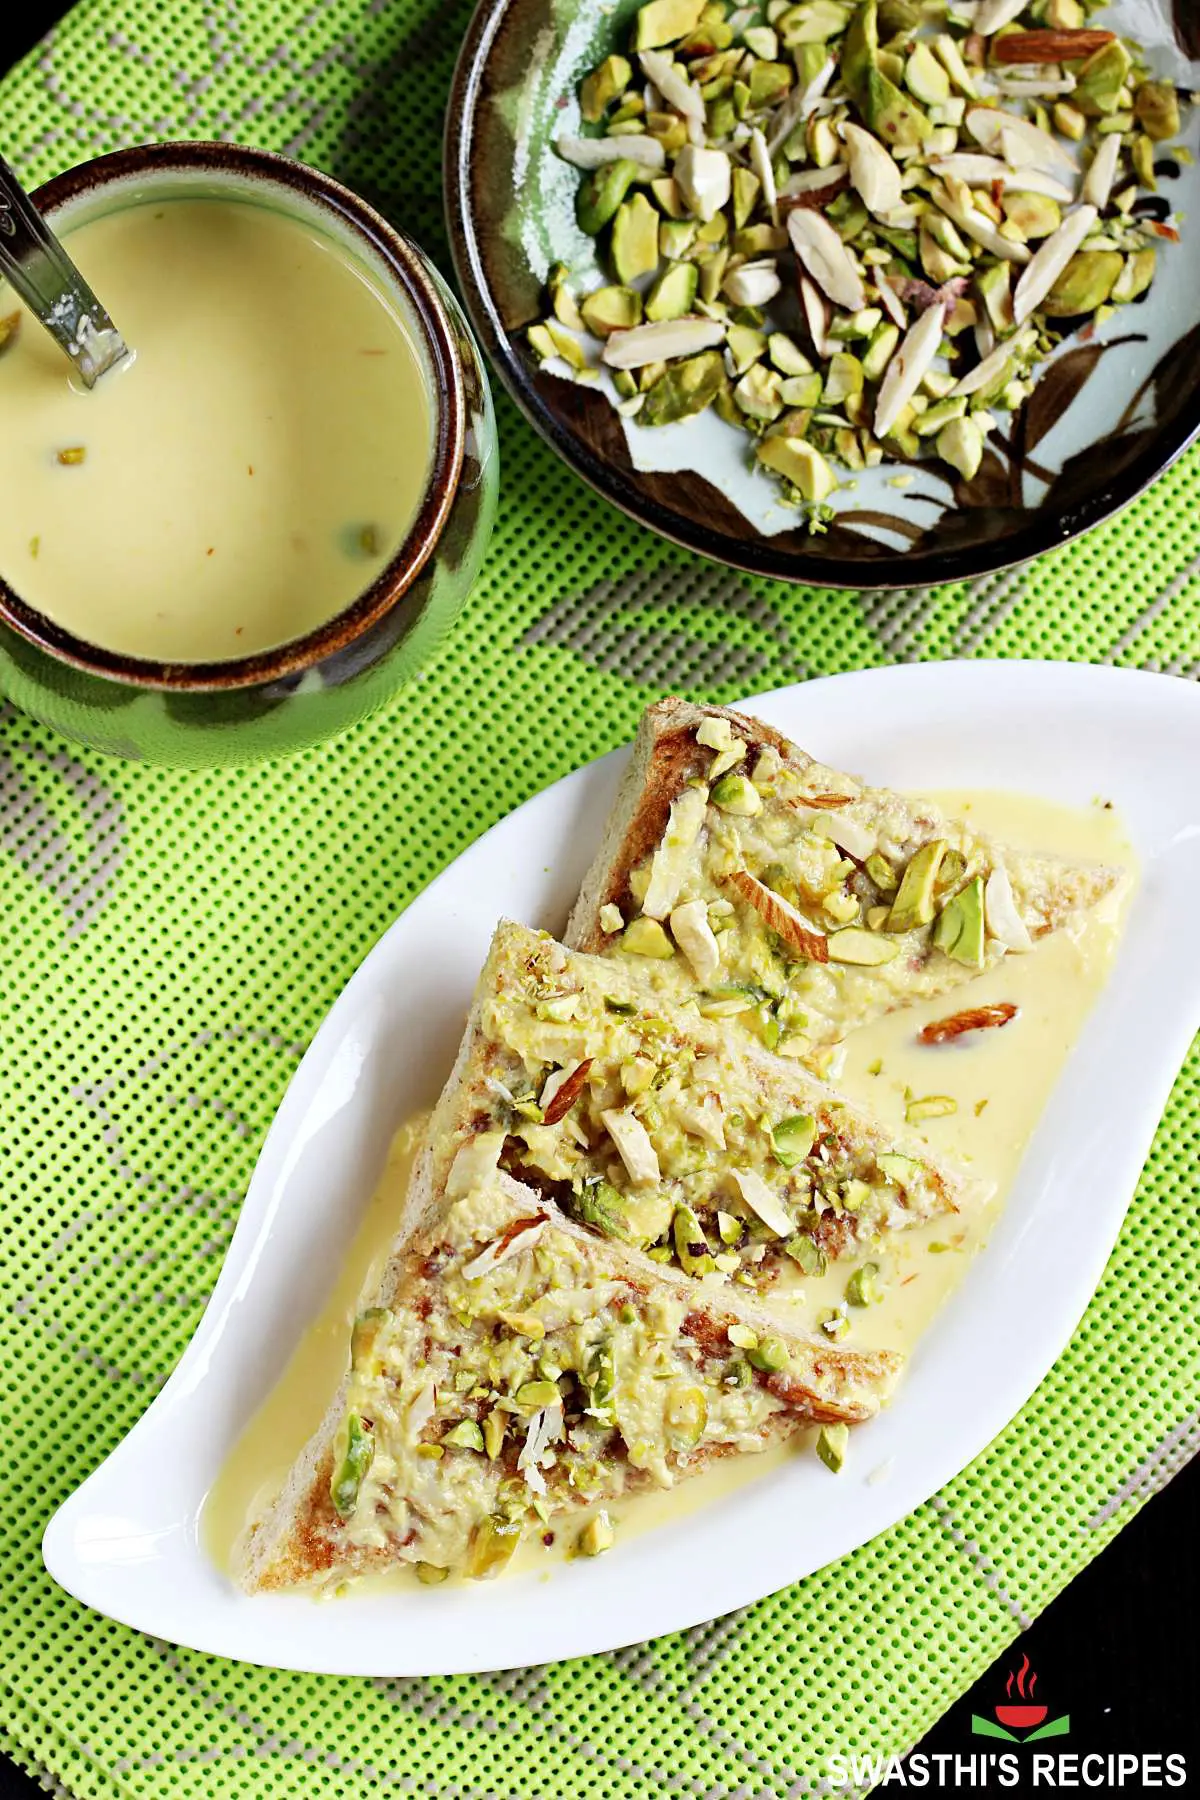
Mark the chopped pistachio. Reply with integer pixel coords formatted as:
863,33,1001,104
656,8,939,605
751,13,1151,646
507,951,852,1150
612,193,662,283
816,1423,850,1472
466,1514,523,1579
746,1334,789,1372
514,1379,562,1410
574,1179,630,1239
905,1093,958,1123
330,1412,375,1519
621,916,675,957
906,41,949,106
666,1383,709,1447
771,1112,816,1168
710,771,763,814
732,165,762,229
1074,40,1131,117
1131,133,1157,192
846,1261,880,1306
936,414,984,481
932,873,985,965
1111,247,1155,305
553,0,1177,512
416,1561,451,1585
1135,79,1180,143
877,1151,922,1188
642,350,726,424
673,1203,716,1276
483,1410,507,1460
1042,250,1123,319
887,840,946,932
785,1233,827,1275
581,285,643,338
443,1419,486,1452
757,433,837,501
581,54,632,123
577,1510,616,1557
827,926,899,965
576,160,641,235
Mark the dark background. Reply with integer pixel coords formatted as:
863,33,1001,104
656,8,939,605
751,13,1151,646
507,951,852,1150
3,1,1198,1791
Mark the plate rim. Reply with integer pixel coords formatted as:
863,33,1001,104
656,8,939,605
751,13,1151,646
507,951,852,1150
443,0,1200,592
42,660,1200,1675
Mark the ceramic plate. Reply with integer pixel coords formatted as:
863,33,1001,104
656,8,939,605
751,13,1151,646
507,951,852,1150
43,662,1200,1674
446,0,1200,587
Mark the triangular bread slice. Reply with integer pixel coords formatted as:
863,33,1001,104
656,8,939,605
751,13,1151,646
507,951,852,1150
418,920,980,1286
564,697,1123,1059
239,1170,899,1591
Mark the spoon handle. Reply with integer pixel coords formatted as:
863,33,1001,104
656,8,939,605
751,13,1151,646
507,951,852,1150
0,153,129,388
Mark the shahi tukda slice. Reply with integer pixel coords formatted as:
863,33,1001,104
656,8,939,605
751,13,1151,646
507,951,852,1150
239,1167,899,1590
564,697,1123,1061
411,920,981,1292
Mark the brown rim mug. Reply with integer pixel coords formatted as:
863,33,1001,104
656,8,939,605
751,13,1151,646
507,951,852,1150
0,141,498,764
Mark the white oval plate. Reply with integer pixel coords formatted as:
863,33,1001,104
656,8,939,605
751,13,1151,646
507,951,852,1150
43,661,1200,1675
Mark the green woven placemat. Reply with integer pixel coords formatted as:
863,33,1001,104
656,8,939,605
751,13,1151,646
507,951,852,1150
2,3,1199,1795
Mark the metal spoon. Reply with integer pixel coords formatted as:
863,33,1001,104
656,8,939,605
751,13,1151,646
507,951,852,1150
0,152,130,387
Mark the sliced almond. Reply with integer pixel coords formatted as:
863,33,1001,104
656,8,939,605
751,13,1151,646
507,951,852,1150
462,1214,549,1280
729,1167,793,1238
787,209,867,313
929,153,1074,203
447,1129,507,1199
555,134,666,172
984,866,1033,950
670,898,721,984
994,75,1079,99
931,180,1032,264
541,1058,594,1125
638,49,706,122
678,1096,726,1150
810,812,876,860
782,162,849,197
1081,131,1121,212
723,867,829,962
799,273,834,357
876,277,908,330
641,782,708,917
874,301,949,439
1012,204,1097,323
601,1108,661,1187
766,52,835,154
973,0,1031,33
779,165,849,214
966,107,1075,173
949,324,1036,398
748,126,778,224
841,122,903,218
602,316,725,369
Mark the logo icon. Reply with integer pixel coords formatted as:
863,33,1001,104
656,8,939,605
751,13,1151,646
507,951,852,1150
971,1655,1070,1743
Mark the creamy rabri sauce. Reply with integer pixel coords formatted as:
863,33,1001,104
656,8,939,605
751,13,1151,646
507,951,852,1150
205,790,1132,1587
0,199,432,662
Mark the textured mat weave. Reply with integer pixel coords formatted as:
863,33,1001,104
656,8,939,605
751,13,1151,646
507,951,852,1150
2,3,1199,1796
